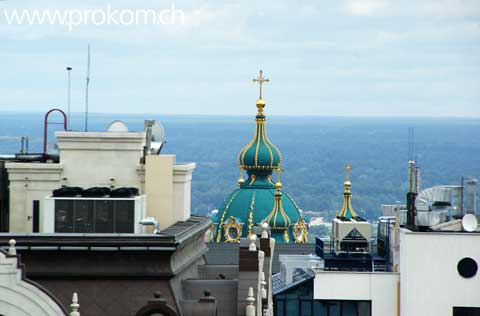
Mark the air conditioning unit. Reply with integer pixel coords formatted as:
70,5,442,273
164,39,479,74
42,195,146,233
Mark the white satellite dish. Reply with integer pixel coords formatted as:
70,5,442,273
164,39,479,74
144,120,165,155
462,214,478,232
107,120,129,132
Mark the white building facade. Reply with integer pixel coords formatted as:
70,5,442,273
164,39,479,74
313,228,480,316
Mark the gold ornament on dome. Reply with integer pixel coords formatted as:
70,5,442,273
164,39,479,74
293,218,308,244
224,216,243,243
283,229,290,243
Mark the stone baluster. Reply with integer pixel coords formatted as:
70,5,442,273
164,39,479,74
249,235,257,251
70,292,80,316
246,287,255,316
261,272,267,300
8,239,16,256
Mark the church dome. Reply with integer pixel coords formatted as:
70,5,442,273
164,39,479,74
238,99,282,172
212,70,308,244
212,176,305,243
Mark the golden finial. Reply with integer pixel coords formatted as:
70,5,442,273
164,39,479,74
238,167,245,186
344,162,352,182
253,69,269,100
344,162,352,193
275,167,284,191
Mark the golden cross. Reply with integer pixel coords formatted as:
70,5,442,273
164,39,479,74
344,162,352,181
253,70,269,99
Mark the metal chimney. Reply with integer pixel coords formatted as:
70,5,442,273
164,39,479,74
415,167,421,194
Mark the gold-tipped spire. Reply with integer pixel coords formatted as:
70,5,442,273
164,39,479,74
337,162,358,219
238,167,245,186
344,162,352,193
264,169,291,230
275,167,284,190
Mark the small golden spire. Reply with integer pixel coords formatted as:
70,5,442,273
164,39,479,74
344,162,352,193
238,167,245,186
275,167,284,191
344,162,352,181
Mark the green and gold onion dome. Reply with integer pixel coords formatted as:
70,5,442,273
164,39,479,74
238,98,282,173
211,70,308,243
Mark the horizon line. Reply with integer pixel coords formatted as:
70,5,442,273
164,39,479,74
0,110,479,119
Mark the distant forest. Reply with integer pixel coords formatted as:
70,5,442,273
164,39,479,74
1,113,479,220
160,116,480,220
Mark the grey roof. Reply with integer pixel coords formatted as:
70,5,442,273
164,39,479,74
272,268,315,295
0,215,210,250
182,279,238,316
205,242,315,274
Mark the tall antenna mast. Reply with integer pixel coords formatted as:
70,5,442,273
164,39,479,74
85,44,91,132
408,127,414,162
66,66,72,129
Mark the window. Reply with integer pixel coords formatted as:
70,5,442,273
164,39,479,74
453,307,480,316
32,200,40,233
313,300,371,316
54,199,135,233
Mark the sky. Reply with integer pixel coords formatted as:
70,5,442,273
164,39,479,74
0,0,479,116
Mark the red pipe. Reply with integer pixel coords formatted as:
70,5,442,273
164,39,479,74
43,109,68,155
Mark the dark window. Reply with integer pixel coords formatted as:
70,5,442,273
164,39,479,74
276,301,285,316
457,258,478,279
54,199,135,233
453,307,480,316
301,301,312,316
274,277,372,316
32,200,40,233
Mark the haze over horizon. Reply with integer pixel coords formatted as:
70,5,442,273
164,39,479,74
1,0,479,116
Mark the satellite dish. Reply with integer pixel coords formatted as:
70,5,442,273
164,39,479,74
144,120,165,155
107,120,129,132
462,214,478,232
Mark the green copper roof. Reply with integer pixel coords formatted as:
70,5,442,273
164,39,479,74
212,95,308,244
238,100,282,173
212,175,305,243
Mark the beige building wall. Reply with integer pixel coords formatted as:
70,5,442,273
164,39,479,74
145,155,196,229
6,130,196,233
56,131,145,189
6,163,63,232
146,155,174,229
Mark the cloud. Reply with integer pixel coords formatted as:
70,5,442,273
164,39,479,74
344,0,480,18
344,0,388,16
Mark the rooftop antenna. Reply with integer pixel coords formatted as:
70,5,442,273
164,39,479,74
66,66,72,129
408,127,414,162
84,44,91,132
406,127,417,227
